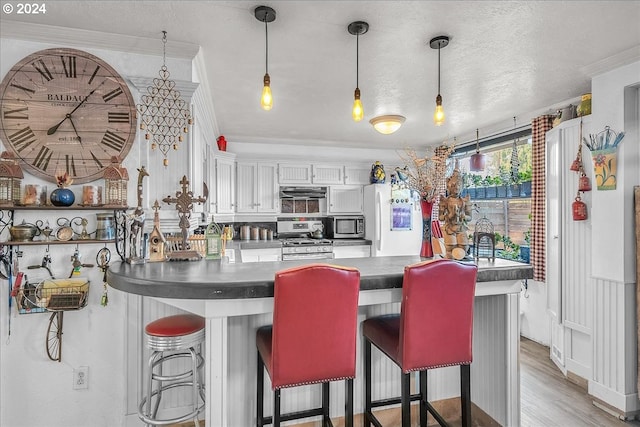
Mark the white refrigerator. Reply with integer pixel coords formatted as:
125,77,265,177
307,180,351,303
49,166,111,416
363,183,423,257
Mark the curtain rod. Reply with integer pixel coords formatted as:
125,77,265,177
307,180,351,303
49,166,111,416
452,124,532,156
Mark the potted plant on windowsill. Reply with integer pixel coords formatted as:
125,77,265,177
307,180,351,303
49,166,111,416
518,170,532,197
472,174,484,199
484,176,498,198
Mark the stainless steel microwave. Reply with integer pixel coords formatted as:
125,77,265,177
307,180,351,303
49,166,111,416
326,216,365,239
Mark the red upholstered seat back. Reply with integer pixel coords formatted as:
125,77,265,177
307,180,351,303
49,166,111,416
270,264,360,389
399,259,477,371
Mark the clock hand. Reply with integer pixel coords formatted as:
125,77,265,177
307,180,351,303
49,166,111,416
67,86,98,117
68,116,83,145
47,116,68,135
47,86,98,136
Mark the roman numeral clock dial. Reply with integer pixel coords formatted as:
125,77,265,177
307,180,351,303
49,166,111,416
0,48,136,184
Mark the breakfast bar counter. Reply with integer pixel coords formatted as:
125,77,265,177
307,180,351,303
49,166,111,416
107,256,532,426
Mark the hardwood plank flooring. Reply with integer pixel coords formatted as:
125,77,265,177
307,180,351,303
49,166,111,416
520,337,640,427
172,338,638,427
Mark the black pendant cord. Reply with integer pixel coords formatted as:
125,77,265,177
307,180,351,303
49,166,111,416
356,33,359,88
437,45,441,95
264,19,269,74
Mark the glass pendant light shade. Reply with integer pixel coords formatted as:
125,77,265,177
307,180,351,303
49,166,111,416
433,94,445,126
255,6,276,111
261,73,272,110
352,88,363,121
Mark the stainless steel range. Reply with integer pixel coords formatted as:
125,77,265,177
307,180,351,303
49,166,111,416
277,218,334,260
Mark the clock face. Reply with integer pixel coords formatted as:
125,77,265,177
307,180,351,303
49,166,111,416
0,48,136,184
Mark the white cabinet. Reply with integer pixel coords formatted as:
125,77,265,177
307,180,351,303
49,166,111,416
546,116,592,379
279,163,345,185
328,185,363,214
333,245,370,259
215,154,236,214
236,162,278,213
278,163,312,184
344,165,371,185
312,164,343,184
240,248,281,263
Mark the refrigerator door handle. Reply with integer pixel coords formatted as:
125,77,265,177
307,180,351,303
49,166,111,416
376,191,382,251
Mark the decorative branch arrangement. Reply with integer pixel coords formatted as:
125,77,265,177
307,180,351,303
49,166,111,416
397,143,455,202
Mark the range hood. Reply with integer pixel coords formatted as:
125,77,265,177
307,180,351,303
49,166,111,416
279,186,327,199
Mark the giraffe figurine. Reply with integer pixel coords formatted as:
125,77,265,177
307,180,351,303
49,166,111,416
127,166,149,264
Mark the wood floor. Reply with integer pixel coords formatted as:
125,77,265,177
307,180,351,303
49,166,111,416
520,337,640,427
173,337,639,427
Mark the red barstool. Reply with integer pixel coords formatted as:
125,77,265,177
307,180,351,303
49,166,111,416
362,259,477,427
256,264,360,427
138,314,206,426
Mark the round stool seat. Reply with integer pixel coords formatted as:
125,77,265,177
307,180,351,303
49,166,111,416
139,314,206,426
145,314,205,337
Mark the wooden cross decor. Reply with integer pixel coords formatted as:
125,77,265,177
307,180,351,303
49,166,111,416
162,175,208,260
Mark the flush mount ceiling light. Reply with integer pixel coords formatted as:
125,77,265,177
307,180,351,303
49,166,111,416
348,21,369,122
255,5,276,111
430,35,449,126
369,115,406,135
469,128,486,171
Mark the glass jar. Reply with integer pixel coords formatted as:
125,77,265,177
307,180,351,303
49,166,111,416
95,213,115,240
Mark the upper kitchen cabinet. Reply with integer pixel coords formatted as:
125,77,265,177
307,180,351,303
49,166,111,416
328,185,363,214
278,163,313,184
311,164,343,185
236,162,279,213
278,163,344,185
215,152,236,214
344,165,371,185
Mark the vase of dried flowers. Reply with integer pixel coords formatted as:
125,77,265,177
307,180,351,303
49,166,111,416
399,144,455,257
50,172,75,206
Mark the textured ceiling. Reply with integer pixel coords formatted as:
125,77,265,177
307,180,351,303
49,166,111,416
2,1,640,150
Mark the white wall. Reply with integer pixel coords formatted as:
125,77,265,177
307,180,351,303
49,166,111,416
589,59,640,417
0,36,196,427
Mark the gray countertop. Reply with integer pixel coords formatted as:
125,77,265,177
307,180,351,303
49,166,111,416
227,239,372,249
107,256,532,300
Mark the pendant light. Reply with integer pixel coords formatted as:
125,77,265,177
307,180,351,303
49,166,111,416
348,21,369,122
430,35,449,126
255,6,276,111
469,128,486,171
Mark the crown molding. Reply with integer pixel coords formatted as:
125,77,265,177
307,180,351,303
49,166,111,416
580,45,640,78
191,49,219,140
0,20,199,59
128,77,199,99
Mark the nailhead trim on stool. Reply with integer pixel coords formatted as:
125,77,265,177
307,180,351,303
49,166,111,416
138,314,206,426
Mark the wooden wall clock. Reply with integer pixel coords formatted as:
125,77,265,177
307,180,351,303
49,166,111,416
0,48,137,184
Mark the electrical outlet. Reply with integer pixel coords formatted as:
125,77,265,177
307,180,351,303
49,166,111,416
73,366,89,390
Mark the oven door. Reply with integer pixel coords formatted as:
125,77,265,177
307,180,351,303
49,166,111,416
282,252,334,261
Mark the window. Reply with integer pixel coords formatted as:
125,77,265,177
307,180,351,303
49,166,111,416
458,140,532,262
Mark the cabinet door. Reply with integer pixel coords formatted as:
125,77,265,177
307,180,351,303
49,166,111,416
256,162,279,213
240,248,282,263
333,245,371,259
216,156,236,214
328,185,363,214
236,162,257,213
312,164,343,184
279,163,312,184
344,165,371,185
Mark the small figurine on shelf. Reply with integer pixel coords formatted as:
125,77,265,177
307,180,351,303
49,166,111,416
50,172,75,207
370,161,386,184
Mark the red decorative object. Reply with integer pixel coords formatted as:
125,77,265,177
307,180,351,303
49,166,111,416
420,200,434,258
578,173,591,192
217,135,227,151
572,194,587,221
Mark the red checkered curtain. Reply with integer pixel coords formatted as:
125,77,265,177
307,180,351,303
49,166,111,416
531,115,553,282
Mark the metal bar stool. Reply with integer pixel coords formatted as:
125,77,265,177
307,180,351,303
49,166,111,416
256,263,360,427
362,259,477,427
138,314,206,426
